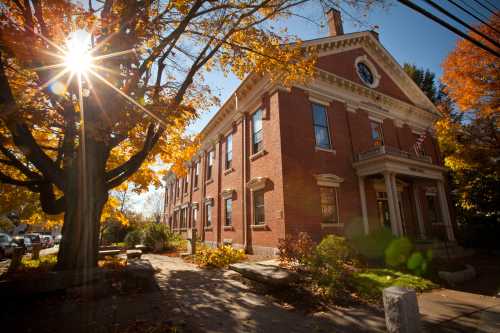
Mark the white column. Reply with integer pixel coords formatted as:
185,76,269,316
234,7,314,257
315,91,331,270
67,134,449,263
437,180,455,241
412,184,426,239
358,176,369,235
384,172,400,236
390,173,404,236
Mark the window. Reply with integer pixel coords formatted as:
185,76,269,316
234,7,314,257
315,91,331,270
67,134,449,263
320,186,339,223
176,180,180,198
165,189,169,205
253,190,265,225
206,151,214,180
183,173,189,194
357,62,374,86
205,204,212,227
312,103,332,149
173,210,178,229
192,207,198,228
370,121,384,146
225,134,233,169
252,109,263,154
426,194,441,224
180,208,186,229
194,161,199,188
225,198,232,226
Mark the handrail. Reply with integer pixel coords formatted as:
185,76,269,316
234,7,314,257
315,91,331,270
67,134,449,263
356,145,432,163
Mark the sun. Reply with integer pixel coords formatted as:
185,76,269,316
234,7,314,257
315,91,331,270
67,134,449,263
64,30,93,74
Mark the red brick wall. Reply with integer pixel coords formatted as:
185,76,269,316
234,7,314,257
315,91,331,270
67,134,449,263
246,92,286,249
278,87,365,241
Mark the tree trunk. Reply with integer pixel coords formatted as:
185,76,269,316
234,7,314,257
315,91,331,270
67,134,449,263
56,137,109,271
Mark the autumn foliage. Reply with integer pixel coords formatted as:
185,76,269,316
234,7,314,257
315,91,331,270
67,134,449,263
0,0,321,269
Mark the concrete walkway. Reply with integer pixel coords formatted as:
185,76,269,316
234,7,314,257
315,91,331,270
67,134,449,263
419,289,500,332
146,254,386,333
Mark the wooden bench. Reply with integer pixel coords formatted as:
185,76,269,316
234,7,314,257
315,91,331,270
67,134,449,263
126,249,142,259
98,249,121,259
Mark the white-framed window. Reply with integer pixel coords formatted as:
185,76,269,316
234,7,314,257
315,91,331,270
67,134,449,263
225,134,233,169
320,186,339,224
312,103,332,150
370,121,384,146
206,150,214,180
252,109,263,154
205,203,212,227
192,207,198,228
173,210,178,229
224,198,232,226
194,161,199,188
253,190,265,225
183,173,189,193
180,208,187,229
176,179,180,198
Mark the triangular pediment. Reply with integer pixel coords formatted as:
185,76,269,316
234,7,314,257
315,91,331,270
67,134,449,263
303,32,439,115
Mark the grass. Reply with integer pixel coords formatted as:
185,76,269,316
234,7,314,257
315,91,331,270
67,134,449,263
351,268,438,301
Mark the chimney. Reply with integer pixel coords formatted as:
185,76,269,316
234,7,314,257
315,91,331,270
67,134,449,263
326,8,344,37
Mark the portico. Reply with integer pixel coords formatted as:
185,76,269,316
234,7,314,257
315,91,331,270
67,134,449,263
354,145,455,241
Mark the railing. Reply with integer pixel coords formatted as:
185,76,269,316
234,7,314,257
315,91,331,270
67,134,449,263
356,145,432,163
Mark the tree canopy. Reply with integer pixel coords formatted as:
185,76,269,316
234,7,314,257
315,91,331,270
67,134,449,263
2,0,383,268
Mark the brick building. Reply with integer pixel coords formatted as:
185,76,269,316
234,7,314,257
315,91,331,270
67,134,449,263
162,10,456,255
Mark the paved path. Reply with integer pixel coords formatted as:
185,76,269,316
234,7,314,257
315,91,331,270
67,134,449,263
419,289,500,332
145,254,386,333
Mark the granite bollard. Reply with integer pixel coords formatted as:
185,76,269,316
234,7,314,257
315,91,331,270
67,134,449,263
383,286,421,333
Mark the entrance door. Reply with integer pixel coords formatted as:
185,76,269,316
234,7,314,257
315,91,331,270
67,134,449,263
376,192,391,228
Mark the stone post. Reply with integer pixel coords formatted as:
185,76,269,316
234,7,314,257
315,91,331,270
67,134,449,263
383,286,421,333
186,228,197,255
7,247,25,274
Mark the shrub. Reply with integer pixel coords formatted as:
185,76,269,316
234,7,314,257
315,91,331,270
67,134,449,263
350,227,395,261
98,256,127,270
278,232,315,266
18,254,57,273
195,245,246,268
385,237,413,267
307,235,354,297
124,229,143,248
143,223,172,252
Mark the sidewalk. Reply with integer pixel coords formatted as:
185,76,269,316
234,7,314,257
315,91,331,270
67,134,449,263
419,289,500,332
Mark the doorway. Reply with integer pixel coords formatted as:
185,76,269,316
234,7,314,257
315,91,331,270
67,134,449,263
376,191,391,229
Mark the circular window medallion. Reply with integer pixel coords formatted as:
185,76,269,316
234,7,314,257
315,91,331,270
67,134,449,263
354,55,380,88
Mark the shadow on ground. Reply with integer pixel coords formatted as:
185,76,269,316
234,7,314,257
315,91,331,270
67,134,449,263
1,254,387,333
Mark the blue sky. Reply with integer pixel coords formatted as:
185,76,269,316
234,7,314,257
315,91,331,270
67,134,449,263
133,0,492,215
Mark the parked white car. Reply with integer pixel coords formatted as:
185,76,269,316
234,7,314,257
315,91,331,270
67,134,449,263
0,233,16,260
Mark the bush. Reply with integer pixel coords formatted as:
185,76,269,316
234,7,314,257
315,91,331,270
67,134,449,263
278,232,315,266
195,245,246,268
307,235,354,297
98,256,127,270
350,227,395,262
125,229,143,248
18,254,57,273
143,222,181,252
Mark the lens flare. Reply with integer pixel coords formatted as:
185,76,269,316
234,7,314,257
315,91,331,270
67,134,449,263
64,30,92,74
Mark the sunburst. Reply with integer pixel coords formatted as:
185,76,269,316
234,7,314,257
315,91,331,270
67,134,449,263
31,28,167,127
